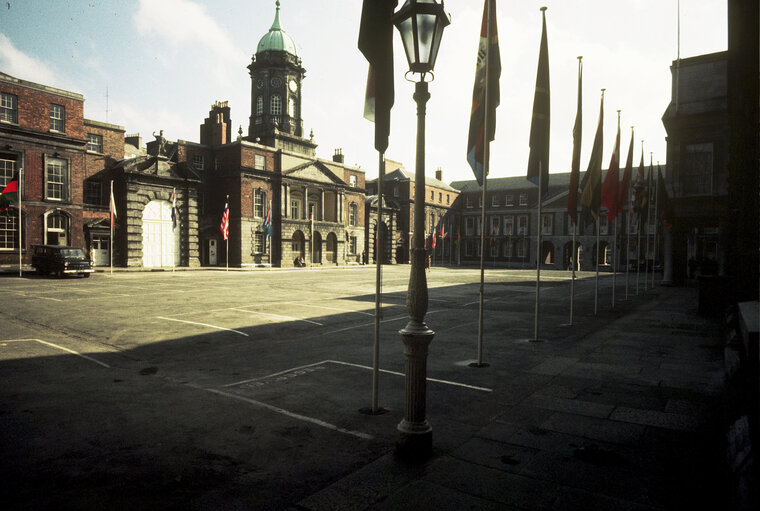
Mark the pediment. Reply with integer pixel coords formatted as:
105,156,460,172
284,161,343,185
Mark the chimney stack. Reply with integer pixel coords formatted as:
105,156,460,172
435,167,443,182
333,148,345,164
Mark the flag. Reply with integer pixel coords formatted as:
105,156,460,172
580,94,604,224
263,204,271,239
617,128,634,218
527,7,550,196
171,188,178,230
0,172,19,213
109,183,117,229
631,147,646,229
454,230,461,245
220,197,229,241
358,0,397,153
467,0,501,186
440,223,446,240
568,58,582,224
640,164,652,228
600,119,621,220
657,165,672,231
431,229,437,249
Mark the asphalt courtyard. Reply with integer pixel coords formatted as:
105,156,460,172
0,266,728,510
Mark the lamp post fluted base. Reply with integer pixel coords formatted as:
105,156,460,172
396,323,434,460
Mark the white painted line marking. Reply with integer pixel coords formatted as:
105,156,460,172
327,360,492,393
2,338,110,368
284,301,375,317
223,360,331,387
156,316,249,337
199,386,374,440
230,307,323,326
8,290,63,302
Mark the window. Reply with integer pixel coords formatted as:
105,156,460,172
430,190,434,201
1,155,16,188
465,196,473,208
214,157,221,171
290,198,300,219
254,154,266,170
517,215,528,235
438,192,442,203
288,96,296,117
349,236,357,255
84,180,102,205
478,196,483,208
519,193,528,206
86,134,103,153
504,238,513,258
684,143,714,195
349,175,357,187
254,189,267,218
46,212,69,245
430,212,435,232
192,154,205,171
256,96,263,116
517,239,527,258
542,214,553,235
1,92,18,124
45,157,68,201
490,216,500,235
491,195,499,207
490,242,498,258
599,214,609,235
465,217,475,236
446,194,450,204
505,193,514,206
504,216,514,235
349,202,358,226
0,212,19,249
254,232,263,254
50,104,65,132
270,95,282,116
465,239,474,257
393,185,399,197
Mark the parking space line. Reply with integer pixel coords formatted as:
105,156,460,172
326,360,492,393
156,316,249,337
223,360,330,387
230,307,323,326
8,290,63,302
198,385,374,440
282,301,375,317
1,338,110,368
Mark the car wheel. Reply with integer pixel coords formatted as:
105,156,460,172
82,273,90,278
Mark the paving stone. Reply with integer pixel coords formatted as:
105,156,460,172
523,394,615,419
541,412,645,445
609,407,701,432
528,357,579,376
369,479,511,510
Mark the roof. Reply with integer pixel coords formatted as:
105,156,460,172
257,1,298,57
367,168,459,193
451,171,597,194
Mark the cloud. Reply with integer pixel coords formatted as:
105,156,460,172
134,0,247,70
0,33,61,86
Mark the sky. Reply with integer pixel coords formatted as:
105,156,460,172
0,1,727,184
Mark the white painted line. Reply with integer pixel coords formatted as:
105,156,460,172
285,302,375,317
156,316,249,337
230,307,323,326
2,338,110,368
8,290,63,302
322,314,409,335
223,360,331,387
326,360,492,393
199,386,374,440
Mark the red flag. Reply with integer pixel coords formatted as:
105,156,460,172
432,230,437,249
600,118,621,220
617,129,634,217
0,173,19,212
568,58,582,224
220,197,229,241
109,185,117,229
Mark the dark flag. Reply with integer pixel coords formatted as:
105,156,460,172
631,146,646,231
617,129,634,218
580,93,604,224
600,118,621,220
358,0,397,153
527,7,550,196
657,165,672,230
640,163,652,229
567,58,582,225
467,0,501,186
0,172,19,213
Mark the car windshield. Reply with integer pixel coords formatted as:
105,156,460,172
60,248,86,259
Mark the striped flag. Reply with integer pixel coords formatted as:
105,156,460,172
263,204,271,239
109,183,117,229
220,196,229,241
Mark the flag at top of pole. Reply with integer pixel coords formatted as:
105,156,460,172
358,0,397,153
467,0,501,186
109,182,117,229
580,90,605,224
220,196,229,241
527,6,550,196
617,127,635,218
567,57,582,225
600,111,621,220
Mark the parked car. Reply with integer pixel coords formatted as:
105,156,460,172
32,245,94,277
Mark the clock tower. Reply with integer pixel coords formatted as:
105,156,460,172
248,1,315,156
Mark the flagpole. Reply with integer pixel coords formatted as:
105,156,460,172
569,55,582,327
625,127,634,300
110,180,114,275
644,153,652,290
18,168,22,277
533,163,542,341
372,151,384,413
570,220,576,325
611,110,621,308
652,161,660,288
636,140,643,295
595,216,600,315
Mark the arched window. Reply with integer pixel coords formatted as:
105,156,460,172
270,95,282,116
349,202,358,227
288,96,296,117
256,96,263,116
45,211,69,246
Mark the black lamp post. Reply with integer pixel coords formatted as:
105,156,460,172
393,0,449,459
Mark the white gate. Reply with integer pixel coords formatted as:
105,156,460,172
92,236,109,266
142,200,179,267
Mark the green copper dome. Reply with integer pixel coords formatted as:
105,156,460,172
256,1,298,57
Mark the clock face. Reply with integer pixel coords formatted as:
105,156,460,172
288,79,297,93
270,77,282,88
